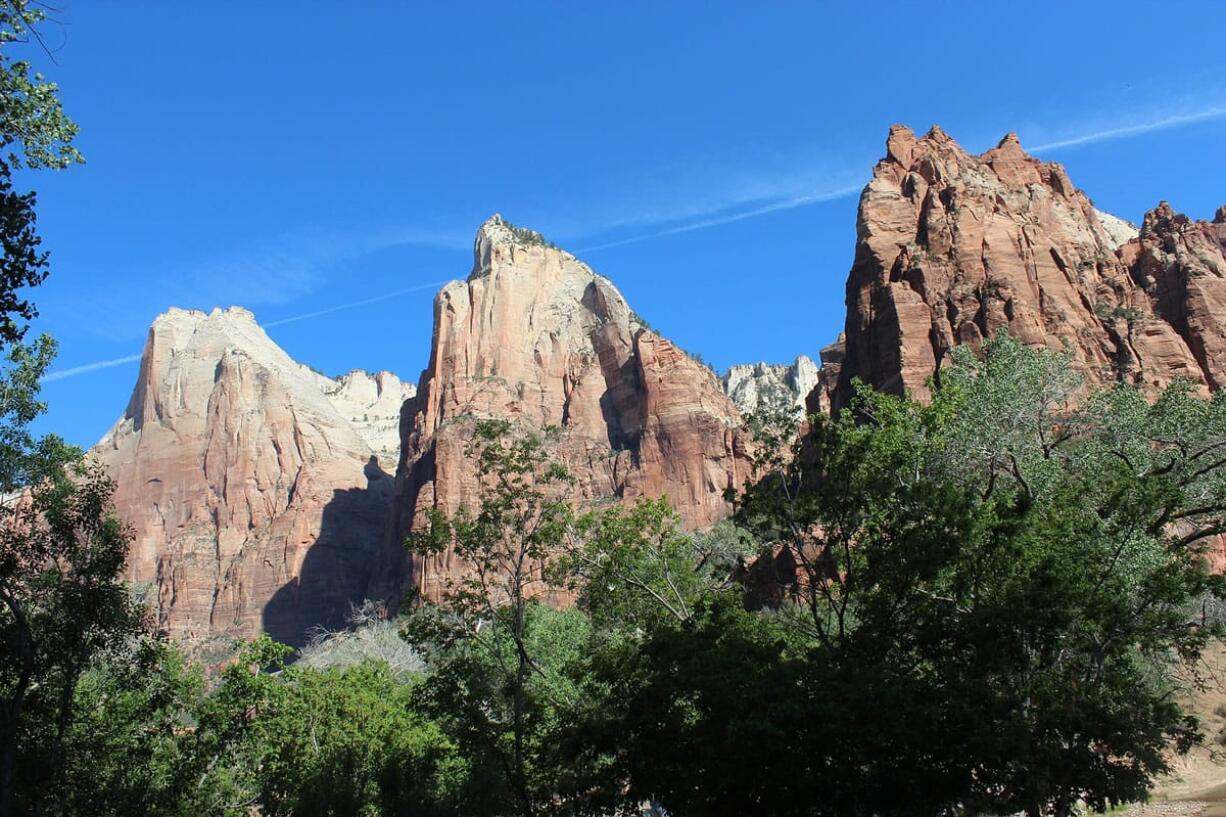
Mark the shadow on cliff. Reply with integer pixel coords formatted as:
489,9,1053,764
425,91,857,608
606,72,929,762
263,457,394,648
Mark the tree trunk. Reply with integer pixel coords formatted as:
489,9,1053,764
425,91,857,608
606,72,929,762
511,564,533,817
0,719,18,817
33,663,81,817
0,595,33,817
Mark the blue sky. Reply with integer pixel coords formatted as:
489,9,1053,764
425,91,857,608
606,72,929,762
22,1,1226,447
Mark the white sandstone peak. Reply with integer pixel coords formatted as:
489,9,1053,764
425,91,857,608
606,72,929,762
723,355,820,416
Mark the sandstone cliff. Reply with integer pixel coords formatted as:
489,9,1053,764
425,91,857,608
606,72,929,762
90,129,1226,647
92,307,413,650
819,126,1226,570
1120,202,1226,390
372,216,754,604
834,125,1225,408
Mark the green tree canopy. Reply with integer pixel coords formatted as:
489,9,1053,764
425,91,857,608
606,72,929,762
0,0,82,344
581,334,1226,817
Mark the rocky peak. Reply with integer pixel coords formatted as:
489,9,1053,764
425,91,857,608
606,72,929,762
835,125,1209,408
318,369,416,470
723,355,820,416
371,218,753,604
120,306,333,429
471,213,570,281
1140,201,1192,237
883,123,919,167
93,306,408,651
1118,201,1226,389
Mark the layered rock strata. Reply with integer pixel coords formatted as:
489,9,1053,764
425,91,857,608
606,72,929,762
821,126,1226,569
93,128,1226,646
834,125,1225,407
372,216,754,604
92,307,413,648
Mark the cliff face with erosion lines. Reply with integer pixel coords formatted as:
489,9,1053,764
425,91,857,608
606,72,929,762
370,216,755,604
92,127,1226,648
836,125,1226,408
91,306,414,650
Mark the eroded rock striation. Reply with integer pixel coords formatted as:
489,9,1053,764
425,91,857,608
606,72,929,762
372,216,753,604
723,355,819,417
92,307,413,649
1120,202,1226,390
322,369,417,468
834,125,1226,408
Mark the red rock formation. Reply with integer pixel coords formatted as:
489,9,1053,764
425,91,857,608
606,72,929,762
835,125,1219,408
91,307,414,650
1119,202,1226,389
823,127,1226,569
372,216,753,603
805,335,845,417
90,131,1226,644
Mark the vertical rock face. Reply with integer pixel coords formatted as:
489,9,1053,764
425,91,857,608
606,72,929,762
723,355,819,416
836,125,1220,408
91,307,413,650
1119,203,1226,389
87,130,1226,647
372,216,753,603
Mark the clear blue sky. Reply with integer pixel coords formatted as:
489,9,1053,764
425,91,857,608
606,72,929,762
22,1,1226,447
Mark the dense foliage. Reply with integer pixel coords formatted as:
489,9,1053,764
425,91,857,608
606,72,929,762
595,335,1226,816
0,0,82,346
2,335,1220,817
0,4,138,816
0,4,1223,813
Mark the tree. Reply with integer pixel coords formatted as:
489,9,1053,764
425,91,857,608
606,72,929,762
0,0,82,344
562,498,752,631
724,333,1226,816
195,637,471,817
0,6,122,815
0,460,143,817
406,419,576,816
564,335,1226,817
54,636,204,817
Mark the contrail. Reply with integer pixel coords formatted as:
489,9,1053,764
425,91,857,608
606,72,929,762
264,280,448,327
43,280,449,383
40,102,1226,383
42,354,144,383
577,184,865,253
1031,106,1226,153
579,104,1226,253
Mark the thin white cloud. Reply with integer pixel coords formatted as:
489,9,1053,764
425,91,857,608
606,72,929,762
577,183,865,253
60,225,468,344
42,354,143,383
45,96,1226,382
535,140,877,250
44,280,450,383
174,227,466,310
574,100,1226,252
1029,105,1226,153
264,280,448,327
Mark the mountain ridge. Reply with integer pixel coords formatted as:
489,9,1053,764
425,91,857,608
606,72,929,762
88,126,1226,648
